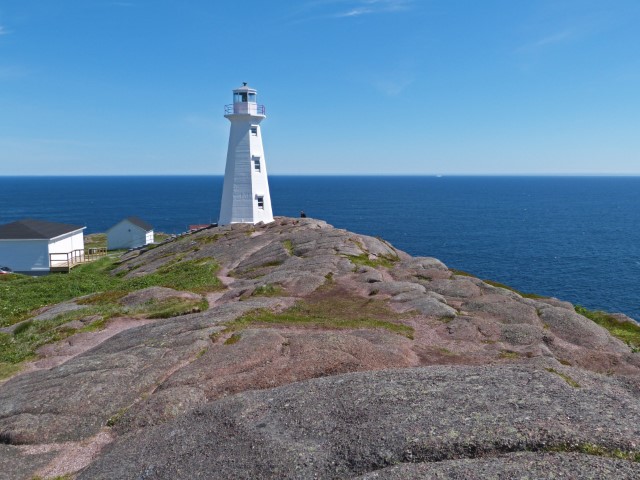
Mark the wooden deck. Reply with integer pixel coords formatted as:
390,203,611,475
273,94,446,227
49,248,107,273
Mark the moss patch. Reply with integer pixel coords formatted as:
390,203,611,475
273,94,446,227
545,367,581,388
575,305,640,352
546,443,640,462
219,288,414,340
195,233,221,245
224,333,242,345
106,407,128,427
499,350,520,359
134,298,208,319
346,253,398,269
282,239,294,256
451,269,476,277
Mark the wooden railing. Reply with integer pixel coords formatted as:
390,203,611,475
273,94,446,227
49,247,107,272
85,247,107,261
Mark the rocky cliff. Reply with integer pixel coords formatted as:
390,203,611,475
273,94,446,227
1,218,639,479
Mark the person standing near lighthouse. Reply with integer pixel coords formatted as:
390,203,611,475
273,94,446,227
218,83,274,226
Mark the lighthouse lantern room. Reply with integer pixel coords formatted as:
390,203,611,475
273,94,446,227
218,83,274,226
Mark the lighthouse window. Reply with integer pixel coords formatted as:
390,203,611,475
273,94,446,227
234,92,248,103
257,196,264,209
250,126,258,136
248,93,256,103
253,156,261,172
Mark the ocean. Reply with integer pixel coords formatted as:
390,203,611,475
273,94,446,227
0,176,638,321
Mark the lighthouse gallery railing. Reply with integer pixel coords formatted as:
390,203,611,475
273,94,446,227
224,104,266,115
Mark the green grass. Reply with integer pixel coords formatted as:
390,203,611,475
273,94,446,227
154,232,171,243
499,350,520,359
0,256,222,327
0,305,121,365
575,305,640,352
78,290,128,305
0,255,222,377
0,258,121,327
546,443,640,462
545,367,581,388
106,407,128,427
346,253,398,269
195,233,221,245
223,333,242,345
79,317,107,332
125,257,222,294
450,269,476,277
0,361,22,380
84,233,107,249
134,297,208,319
218,290,414,340
282,239,294,255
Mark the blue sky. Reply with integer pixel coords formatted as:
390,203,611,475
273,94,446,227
1,0,639,175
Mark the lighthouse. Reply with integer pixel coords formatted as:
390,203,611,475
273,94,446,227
218,83,274,226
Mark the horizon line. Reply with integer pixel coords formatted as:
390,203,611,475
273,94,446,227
2,173,640,178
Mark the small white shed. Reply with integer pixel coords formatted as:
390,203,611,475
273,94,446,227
0,219,86,274
107,217,154,250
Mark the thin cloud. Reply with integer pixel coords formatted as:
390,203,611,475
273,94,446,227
0,25,9,36
335,0,413,18
372,76,414,96
531,29,574,48
517,28,577,54
291,0,412,23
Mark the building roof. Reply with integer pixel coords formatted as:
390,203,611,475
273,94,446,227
0,219,85,240
233,83,256,93
124,216,153,231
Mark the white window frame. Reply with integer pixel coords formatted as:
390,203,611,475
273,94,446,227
257,195,264,209
253,156,261,172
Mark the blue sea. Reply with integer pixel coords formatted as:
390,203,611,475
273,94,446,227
1,176,638,321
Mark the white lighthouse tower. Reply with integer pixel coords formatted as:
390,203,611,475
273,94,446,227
218,83,274,226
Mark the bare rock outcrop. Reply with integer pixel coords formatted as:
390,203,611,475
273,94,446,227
80,365,640,479
0,217,638,479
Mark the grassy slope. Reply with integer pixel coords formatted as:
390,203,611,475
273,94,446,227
0,255,222,376
0,256,222,327
575,305,640,352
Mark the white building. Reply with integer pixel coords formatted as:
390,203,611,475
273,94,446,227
218,83,274,226
106,217,154,250
0,219,86,274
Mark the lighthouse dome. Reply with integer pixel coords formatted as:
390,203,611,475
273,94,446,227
233,82,256,93
233,83,257,104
